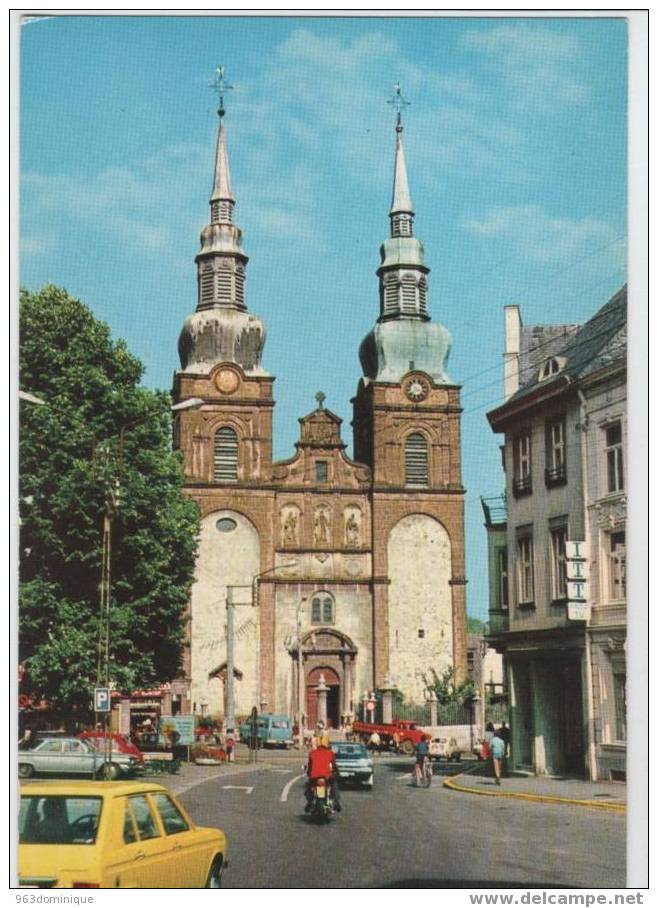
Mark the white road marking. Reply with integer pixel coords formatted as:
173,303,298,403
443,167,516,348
222,785,253,793
280,773,306,802
269,768,293,774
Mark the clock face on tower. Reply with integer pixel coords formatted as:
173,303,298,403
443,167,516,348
403,375,430,402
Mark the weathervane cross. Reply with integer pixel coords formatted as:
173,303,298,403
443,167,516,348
315,391,326,410
387,81,410,129
210,65,233,118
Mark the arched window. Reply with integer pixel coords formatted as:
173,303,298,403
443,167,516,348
405,432,428,486
311,593,334,625
214,427,238,482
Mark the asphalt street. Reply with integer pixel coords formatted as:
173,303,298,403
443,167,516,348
174,756,626,889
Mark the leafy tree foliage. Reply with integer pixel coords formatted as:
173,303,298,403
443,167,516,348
467,616,487,635
19,285,199,715
424,665,476,706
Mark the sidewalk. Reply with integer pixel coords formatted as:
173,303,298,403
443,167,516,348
443,764,626,812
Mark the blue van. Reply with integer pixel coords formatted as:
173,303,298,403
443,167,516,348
239,714,294,748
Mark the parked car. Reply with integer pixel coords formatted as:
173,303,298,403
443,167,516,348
78,732,145,766
18,781,228,888
238,714,294,748
17,737,138,781
330,742,374,788
428,736,462,762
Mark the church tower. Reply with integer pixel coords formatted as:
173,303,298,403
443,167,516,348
172,70,276,717
352,87,468,694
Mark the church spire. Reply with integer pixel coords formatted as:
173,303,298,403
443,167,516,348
388,83,414,236
210,67,235,223
178,68,268,376
357,83,453,385
376,84,428,321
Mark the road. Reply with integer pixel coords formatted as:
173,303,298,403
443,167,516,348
174,755,626,888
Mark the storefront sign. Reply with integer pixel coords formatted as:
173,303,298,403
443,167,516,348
566,540,589,622
159,715,195,746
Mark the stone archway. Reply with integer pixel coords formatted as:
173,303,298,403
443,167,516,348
300,629,357,729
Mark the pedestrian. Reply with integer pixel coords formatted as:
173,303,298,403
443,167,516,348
497,721,511,775
490,730,505,785
392,730,400,754
225,735,235,762
368,731,381,754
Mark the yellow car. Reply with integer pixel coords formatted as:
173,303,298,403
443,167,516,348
18,780,227,888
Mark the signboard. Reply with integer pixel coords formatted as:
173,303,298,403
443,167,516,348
565,540,589,561
565,540,589,622
366,700,376,712
158,715,195,746
566,559,587,580
94,687,111,713
567,602,591,621
567,579,588,601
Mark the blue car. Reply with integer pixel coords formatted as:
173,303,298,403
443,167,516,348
238,714,294,748
330,742,374,788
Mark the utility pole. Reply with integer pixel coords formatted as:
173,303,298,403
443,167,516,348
225,586,236,735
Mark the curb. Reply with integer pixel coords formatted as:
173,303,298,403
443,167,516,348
442,768,626,814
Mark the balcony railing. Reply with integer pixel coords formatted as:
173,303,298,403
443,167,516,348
512,475,532,497
545,465,567,488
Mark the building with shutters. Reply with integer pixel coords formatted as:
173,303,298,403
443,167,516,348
171,89,467,727
486,287,627,779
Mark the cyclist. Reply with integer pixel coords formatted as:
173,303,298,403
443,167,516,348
414,734,431,785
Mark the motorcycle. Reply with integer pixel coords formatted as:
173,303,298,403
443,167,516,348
309,776,334,822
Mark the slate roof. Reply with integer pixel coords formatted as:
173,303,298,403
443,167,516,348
507,284,627,406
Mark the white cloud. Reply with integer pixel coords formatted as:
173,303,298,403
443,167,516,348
21,233,57,257
462,23,589,108
464,205,625,266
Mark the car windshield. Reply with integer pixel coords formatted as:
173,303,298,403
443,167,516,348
19,796,103,845
333,744,367,757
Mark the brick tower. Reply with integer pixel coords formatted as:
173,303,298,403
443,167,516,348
352,90,468,693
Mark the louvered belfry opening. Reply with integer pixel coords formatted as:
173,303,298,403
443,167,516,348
405,432,428,486
214,426,238,482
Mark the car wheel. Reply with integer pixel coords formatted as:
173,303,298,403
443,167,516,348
205,855,224,888
97,762,121,781
18,763,34,779
401,740,414,755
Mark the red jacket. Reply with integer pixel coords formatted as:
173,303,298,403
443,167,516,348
307,746,336,779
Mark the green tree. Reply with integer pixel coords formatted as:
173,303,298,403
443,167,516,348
467,616,487,635
424,666,476,706
19,285,199,717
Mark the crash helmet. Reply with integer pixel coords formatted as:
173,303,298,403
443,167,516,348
320,734,330,747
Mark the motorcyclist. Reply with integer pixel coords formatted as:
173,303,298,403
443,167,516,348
305,734,342,812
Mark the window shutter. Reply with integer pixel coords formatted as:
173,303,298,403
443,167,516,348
214,427,238,482
405,433,428,485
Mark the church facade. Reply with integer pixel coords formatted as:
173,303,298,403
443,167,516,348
172,91,467,726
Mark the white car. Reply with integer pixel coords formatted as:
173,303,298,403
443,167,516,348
428,736,461,762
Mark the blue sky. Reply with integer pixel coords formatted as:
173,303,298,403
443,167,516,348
20,15,627,621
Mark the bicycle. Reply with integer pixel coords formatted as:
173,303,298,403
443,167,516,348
414,756,432,788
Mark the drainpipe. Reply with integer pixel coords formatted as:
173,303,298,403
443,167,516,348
577,386,598,781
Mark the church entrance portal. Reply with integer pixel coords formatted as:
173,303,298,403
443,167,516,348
306,667,340,728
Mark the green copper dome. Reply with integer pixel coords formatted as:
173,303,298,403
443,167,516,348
359,319,453,384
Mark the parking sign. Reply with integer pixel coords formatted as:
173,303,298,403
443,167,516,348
94,687,111,712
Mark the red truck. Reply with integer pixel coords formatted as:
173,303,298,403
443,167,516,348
352,719,428,754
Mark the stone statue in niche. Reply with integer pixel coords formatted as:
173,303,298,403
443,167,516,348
314,507,331,545
282,510,299,546
345,510,361,546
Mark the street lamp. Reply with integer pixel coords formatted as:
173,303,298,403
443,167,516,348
95,396,204,773
223,562,297,738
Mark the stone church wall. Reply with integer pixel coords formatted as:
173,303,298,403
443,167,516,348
189,509,260,717
387,513,453,702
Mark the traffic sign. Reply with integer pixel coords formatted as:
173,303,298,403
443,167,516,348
94,687,111,712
